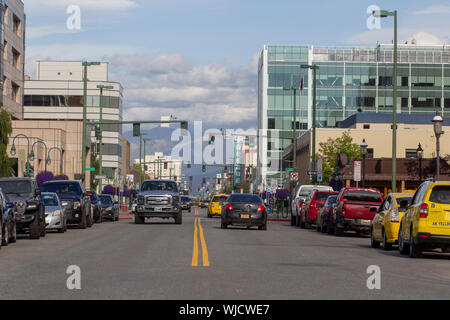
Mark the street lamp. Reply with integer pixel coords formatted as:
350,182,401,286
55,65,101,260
97,84,114,194
48,147,64,175
10,134,32,177
301,64,319,183
81,61,101,185
138,132,148,187
373,9,398,192
30,140,49,173
416,143,423,182
432,113,444,181
360,139,368,188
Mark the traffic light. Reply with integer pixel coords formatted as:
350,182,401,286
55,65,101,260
209,136,215,144
133,123,140,137
217,178,221,184
187,164,191,169
202,178,206,184
224,166,228,173
202,165,206,172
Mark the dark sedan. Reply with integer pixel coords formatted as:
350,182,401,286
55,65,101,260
221,194,267,230
315,195,338,234
98,194,119,222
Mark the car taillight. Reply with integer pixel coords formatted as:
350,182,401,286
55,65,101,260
226,203,233,211
390,208,399,223
311,201,317,208
419,203,428,218
257,205,265,212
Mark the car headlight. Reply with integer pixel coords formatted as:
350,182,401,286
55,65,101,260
61,201,69,207
27,204,38,210
138,196,145,205
53,210,62,216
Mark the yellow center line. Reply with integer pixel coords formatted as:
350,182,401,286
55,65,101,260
192,217,199,267
198,218,210,267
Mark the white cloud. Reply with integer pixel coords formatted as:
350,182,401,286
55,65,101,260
345,29,449,46
27,25,82,39
413,5,450,15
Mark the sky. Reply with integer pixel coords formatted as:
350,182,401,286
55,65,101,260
22,0,450,191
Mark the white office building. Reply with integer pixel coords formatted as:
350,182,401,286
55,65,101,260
135,152,182,184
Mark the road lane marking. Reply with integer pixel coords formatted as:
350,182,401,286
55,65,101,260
198,218,210,267
192,217,199,267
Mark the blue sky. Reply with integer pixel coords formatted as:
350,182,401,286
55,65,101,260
22,0,450,188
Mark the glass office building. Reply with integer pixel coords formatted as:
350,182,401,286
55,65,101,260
257,43,450,187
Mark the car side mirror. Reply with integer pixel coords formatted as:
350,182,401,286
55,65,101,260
399,200,409,208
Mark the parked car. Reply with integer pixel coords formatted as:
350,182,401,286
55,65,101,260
201,200,209,209
331,188,383,236
221,194,267,230
291,185,334,226
0,178,46,239
300,190,338,229
398,181,450,258
98,194,119,221
135,180,182,224
207,194,229,218
87,190,103,223
371,193,413,250
41,180,93,229
0,188,17,247
316,194,338,233
40,192,68,233
181,196,192,212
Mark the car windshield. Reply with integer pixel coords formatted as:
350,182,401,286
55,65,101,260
343,190,382,202
325,196,338,206
429,186,450,204
41,183,82,195
212,196,228,203
228,195,262,204
0,180,32,195
141,181,178,192
314,192,336,202
99,196,112,204
40,195,58,207
181,196,190,202
299,188,314,197
395,197,412,205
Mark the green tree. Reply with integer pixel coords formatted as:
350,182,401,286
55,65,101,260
0,109,12,177
318,131,361,184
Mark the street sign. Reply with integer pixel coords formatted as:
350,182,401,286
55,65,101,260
307,170,318,176
290,172,298,181
317,174,323,182
86,168,95,172
286,168,294,172
354,161,361,182
95,175,106,180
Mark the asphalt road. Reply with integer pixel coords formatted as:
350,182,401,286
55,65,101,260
1,207,450,300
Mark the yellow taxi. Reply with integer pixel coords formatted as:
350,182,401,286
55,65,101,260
371,193,413,250
398,181,450,258
198,200,202,207
207,194,229,218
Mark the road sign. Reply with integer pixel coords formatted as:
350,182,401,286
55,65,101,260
86,168,95,172
286,168,294,172
307,170,318,176
290,172,298,181
354,161,361,182
317,174,323,182
95,175,106,180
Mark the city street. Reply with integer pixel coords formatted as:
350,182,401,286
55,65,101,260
0,208,449,300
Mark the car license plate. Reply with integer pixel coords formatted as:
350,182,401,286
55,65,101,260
361,220,370,225
155,207,163,212
241,214,250,219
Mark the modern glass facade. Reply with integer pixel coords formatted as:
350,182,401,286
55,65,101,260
258,43,450,187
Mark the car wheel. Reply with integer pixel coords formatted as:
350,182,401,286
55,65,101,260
221,222,228,229
40,219,46,237
135,213,144,224
9,221,17,243
175,211,182,225
29,213,41,239
2,222,8,246
87,208,93,228
382,229,392,251
79,211,87,229
258,223,267,231
96,210,103,223
409,227,423,258
291,214,296,226
370,227,380,248
398,227,409,254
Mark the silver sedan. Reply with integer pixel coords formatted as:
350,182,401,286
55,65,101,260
40,192,67,233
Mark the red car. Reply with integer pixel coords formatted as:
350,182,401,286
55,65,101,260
300,190,339,229
331,188,383,236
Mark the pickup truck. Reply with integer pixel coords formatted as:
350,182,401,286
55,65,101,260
135,179,182,224
331,188,383,236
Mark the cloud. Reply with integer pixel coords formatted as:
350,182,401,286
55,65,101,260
413,5,450,15
345,29,449,46
27,25,82,39
23,0,139,11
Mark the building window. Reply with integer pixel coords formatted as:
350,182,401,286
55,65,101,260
12,14,21,36
3,41,7,61
11,82,20,103
268,118,275,129
363,124,370,129
3,77,7,97
12,47,20,69
367,148,374,159
405,149,418,159
4,5,8,25
164,162,168,170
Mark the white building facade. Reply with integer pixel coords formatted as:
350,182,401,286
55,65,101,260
135,152,182,184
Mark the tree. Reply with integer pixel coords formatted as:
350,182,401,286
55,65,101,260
0,109,12,177
318,131,361,184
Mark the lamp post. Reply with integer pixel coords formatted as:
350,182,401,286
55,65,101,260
47,147,64,175
96,84,114,193
30,140,49,173
143,138,152,182
10,134,31,177
360,139,368,188
373,9,398,192
432,113,444,181
283,85,298,190
301,64,319,183
138,132,148,188
416,143,423,182
81,61,101,185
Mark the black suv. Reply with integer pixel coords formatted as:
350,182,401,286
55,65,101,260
0,178,46,239
41,181,93,229
87,190,103,223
